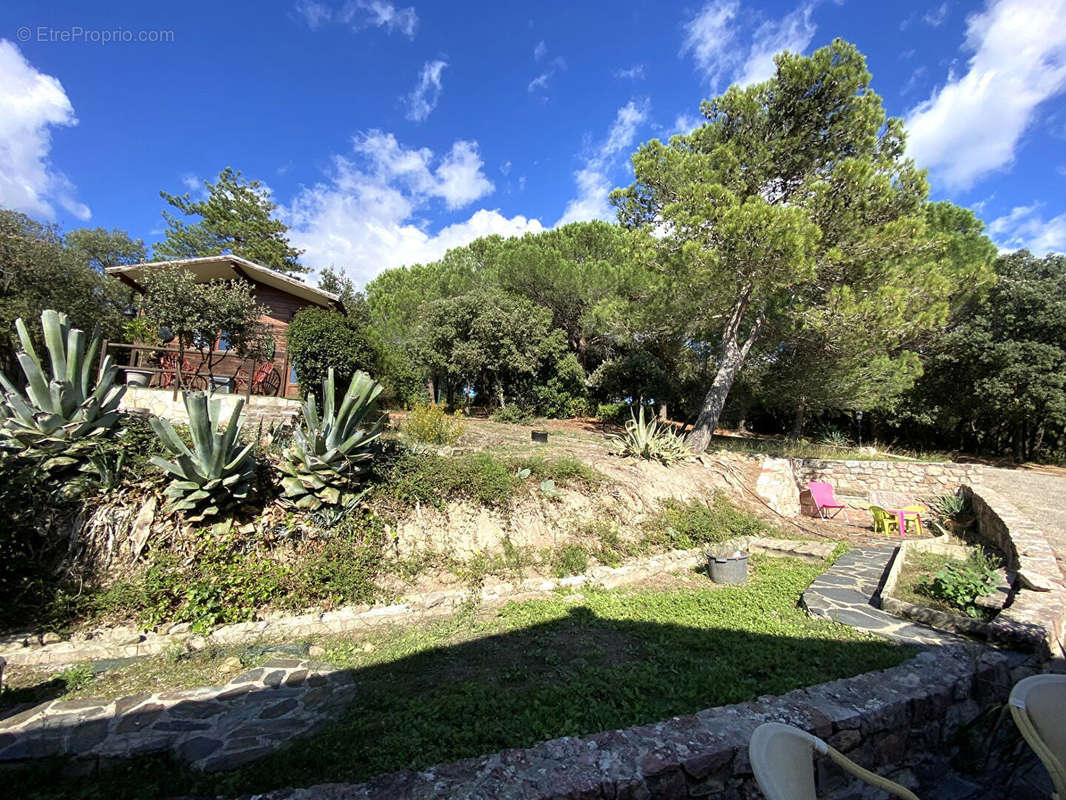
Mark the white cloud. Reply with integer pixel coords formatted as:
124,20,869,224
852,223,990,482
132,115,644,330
680,0,740,88
557,99,649,226
404,59,447,122
671,112,705,136
900,65,927,96
988,203,1066,254
294,0,332,29
0,40,89,221
735,4,816,86
924,2,950,27
615,64,646,80
534,40,547,61
500,160,512,175
285,131,542,284
681,1,816,89
528,56,567,93
906,0,1066,190
295,0,416,37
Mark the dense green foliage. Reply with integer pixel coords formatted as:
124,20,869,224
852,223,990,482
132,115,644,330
137,267,270,376
885,251,1066,461
287,306,377,399
613,39,994,450
0,210,132,377
155,167,306,274
10,556,910,799
897,549,1002,620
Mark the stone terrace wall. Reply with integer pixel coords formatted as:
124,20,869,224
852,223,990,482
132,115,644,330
792,459,983,499
963,485,1066,659
252,645,1021,800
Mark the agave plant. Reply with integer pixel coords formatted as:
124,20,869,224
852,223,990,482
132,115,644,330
609,406,691,466
149,392,256,521
0,310,126,473
278,369,384,510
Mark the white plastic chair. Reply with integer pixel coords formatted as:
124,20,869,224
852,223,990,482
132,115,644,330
749,722,920,800
1010,674,1066,800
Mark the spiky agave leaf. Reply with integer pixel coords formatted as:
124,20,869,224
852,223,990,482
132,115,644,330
0,310,126,474
608,406,691,465
278,368,384,511
150,391,256,522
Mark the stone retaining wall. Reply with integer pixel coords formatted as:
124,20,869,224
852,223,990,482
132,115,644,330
0,657,354,772
963,486,1066,659
250,645,1022,800
792,459,983,499
120,387,300,425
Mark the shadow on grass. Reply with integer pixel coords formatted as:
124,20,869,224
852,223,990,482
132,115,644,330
7,580,913,800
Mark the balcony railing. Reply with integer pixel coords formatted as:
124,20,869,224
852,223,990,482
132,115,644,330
100,341,292,398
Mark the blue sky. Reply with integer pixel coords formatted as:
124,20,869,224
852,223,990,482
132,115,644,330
2,0,1065,287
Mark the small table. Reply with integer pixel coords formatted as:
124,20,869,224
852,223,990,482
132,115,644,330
884,508,922,538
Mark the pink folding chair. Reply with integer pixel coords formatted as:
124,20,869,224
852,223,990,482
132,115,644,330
807,481,850,522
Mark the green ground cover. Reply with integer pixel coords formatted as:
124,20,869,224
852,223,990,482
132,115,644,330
10,555,912,799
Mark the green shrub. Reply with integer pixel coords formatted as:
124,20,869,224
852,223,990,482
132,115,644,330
375,451,516,509
491,404,534,424
529,352,589,418
578,521,642,567
642,494,782,549
551,544,588,577
508,455,603,489
288,521,386,608
92,519,389,632
287,307,377,399
403,403,466,446
596,402,630,425
918,549,1000,618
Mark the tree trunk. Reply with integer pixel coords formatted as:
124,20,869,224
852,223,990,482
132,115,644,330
687,296,765,453
658,402,668,423
789,396,807,442
426,375,436,405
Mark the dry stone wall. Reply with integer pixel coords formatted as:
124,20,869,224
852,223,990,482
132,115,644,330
963,485,1066,659
792,458,983,499
248,645,1024,800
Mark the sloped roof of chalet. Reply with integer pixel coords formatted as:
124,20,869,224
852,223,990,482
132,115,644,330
105,255,343,311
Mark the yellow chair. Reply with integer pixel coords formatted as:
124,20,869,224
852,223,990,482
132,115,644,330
749,722,920,800
869,505,896,536
1010,675,1066,800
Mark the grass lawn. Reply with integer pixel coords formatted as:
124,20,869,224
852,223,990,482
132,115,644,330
12,556,913,799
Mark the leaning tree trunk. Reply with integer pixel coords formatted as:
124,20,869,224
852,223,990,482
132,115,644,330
789,395,808,442
426,374,437,405
687,295,765,454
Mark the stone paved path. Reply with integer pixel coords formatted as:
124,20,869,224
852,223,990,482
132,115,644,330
801,546,967,647
982,467,1066,581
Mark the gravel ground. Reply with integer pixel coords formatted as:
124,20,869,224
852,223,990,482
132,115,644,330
981,466,1066,581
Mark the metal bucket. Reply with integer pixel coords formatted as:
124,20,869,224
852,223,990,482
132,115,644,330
708,553,749,584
